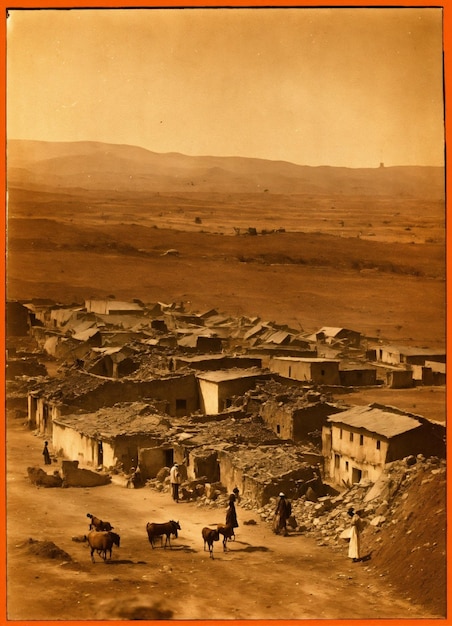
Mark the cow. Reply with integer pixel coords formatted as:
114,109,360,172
86,530,120,562
217,523,235,552
86,513,113,532
146,520,181,549
202,527,219,559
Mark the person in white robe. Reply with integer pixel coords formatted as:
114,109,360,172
347,507,363,562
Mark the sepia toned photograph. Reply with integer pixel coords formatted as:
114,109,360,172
5,3,447,621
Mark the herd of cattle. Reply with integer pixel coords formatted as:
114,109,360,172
84,513,236,561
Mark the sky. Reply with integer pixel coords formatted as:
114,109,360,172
6,7,445,168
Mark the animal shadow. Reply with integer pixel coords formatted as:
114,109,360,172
166,544,197,553
230,542,270,553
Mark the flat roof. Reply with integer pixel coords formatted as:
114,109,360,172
271,357,340,363
196,367,265,383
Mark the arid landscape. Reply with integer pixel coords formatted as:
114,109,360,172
5,139,447,620
7,140,446,347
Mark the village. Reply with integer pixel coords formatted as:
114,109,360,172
6,295,446,497
5,294,447,619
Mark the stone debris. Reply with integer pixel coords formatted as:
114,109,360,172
243,455,447,549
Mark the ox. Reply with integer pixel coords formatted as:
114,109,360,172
86,530,120,562
87,513,113,531
217,523,235,551
202,527,219,559
146,520,181,549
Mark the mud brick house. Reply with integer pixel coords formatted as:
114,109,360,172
49,305,85,329
85,346,139,378
385,368,414,389
177,332,223,353
269,356,341,385
85,298,146,316
171,354,262,372
322,403,446,487
196,368,270,414
52,403,171,473
313,326,361,348
28,371,200,435
372,343,446,367
339,364,378,387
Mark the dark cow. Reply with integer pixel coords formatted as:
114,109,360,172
202,527,219,559
86,530,120,562
146,520,181,549
217,523,235,551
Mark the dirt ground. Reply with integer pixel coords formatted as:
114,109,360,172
6,183,446,350
5,414,442,621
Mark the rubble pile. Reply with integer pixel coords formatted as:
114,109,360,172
252,454,446,550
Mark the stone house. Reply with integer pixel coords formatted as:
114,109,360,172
322,403,446,487
217,445,324,506
196,368,270,414
269,357,341,385
260,398,344,443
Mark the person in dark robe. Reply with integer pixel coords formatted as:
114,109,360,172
273,492,292,536
226,493,239,536
42,441,51,465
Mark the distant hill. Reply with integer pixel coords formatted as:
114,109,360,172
7,139,445,198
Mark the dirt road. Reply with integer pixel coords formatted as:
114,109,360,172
6,415,437,621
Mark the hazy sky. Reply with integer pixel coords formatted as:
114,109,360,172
7,7,445,168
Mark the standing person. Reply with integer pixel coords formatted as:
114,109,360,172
170,462,181,502
347,508,364,562
232,486,240,503
226,493,239,537
42,441,51,465
273,492,292,536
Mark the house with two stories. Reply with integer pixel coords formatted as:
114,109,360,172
322,403,446,487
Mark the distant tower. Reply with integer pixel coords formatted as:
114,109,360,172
379,162,385,168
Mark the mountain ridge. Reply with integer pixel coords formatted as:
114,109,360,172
7,139,445,197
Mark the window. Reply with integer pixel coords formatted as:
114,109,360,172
349,432,354,442
345,461,349,471
334,454,340,469
359,434,364,446
339,429,343,440
276,424,281,434
376,440,381,450
288,366,292,377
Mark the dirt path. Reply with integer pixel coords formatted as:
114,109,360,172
6,416,437,621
